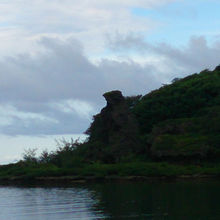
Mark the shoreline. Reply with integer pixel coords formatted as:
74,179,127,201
1,161,220,186
0,174,219,186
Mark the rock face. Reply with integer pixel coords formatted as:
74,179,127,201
214,65,220,71
86,90,140,162
103,90,124,107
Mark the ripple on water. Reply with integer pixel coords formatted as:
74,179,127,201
0,186,106,220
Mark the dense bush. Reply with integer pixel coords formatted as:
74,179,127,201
133,69,220,134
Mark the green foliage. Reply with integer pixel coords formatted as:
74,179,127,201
125,95,142,108
2,66,220,181
148,105,220,158
133,69,220,134
151,134,210,158
22,148,38,164
130,67,220,159
2,160,220,180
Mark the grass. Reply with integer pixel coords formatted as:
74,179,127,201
1,161,220,182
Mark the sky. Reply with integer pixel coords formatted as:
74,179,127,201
0,0,220,164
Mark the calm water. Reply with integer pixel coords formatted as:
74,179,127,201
0,180,220,219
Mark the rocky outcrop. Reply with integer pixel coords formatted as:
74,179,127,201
86,90,140,162
214,65,220,71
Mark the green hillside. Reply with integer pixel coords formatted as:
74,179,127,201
1,66,220,181
132,66,220,159
134,69,220,133
83,66,220,162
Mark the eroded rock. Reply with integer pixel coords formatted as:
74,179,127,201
86,90,140,162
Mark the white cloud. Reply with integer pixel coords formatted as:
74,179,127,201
0,104,58,126
108,33,220,77
0,32,219,136
0,0,179,56
0,36,163,135
50,99,95,119
0,0,218,136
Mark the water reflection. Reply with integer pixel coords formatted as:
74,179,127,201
0,180,220,219
89,180,220,220
0,186,105,220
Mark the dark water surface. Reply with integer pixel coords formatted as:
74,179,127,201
0,180,220,219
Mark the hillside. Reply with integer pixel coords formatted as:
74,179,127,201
85,66,220,162
1,66,220,182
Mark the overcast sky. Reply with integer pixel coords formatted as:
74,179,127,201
0,0,220,163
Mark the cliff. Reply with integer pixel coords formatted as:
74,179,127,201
85,90,141,163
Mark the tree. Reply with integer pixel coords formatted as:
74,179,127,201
22,148,37,163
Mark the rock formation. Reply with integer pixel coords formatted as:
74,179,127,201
86,90,140,162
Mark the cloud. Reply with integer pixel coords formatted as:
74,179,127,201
2,30,220,136
156,36,220,71
0,36,162,135
0,37,161,102
50,99,95,119
0,32,220,136
0,104,57,123
0,0,180,57
108,33,220,76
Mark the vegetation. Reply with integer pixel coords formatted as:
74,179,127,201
1,66,220,181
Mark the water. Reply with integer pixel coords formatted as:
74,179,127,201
0,180,220,219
